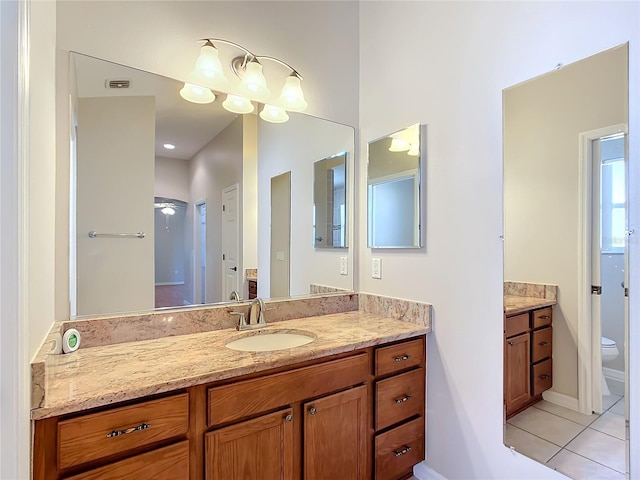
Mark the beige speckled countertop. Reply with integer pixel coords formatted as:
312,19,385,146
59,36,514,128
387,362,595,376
32,311,429,420
504,295,556,315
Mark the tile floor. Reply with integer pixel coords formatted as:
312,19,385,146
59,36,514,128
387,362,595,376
505,395,627,479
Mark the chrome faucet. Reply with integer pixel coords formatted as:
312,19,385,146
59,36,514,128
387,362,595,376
228,290,241,302
234,298,267,331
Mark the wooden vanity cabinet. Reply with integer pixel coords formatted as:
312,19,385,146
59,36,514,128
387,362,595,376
34,335,427,480
504,306,553,419
373,337,426,480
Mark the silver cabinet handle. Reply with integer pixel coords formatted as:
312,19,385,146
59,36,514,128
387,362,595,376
540,341,550,347
394,445,412,457
284,414,293,423
106,422,150,438
309,407,317,415
539,374,550,380
395,394,412,404
538,315,550,320
394,354,411,362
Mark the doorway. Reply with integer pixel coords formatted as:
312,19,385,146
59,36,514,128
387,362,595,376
221,184,240,301
194,201,206,304
270,172,291,298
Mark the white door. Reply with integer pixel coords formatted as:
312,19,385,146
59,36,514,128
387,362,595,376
222,184,240,300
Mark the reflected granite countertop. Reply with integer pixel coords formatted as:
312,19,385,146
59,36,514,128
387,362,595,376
504,295,556,316
32,312,428,420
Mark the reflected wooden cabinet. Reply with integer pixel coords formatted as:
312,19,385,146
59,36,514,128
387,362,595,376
504,307,553,419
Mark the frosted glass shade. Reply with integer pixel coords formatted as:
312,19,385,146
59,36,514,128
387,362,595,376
161,206,175,215
179,83,215,104
222,94,255,114
389,138,410,152
236,61,270,101
407,144,420,156
193,44,228,89
259,104,289,123
278,75,307,112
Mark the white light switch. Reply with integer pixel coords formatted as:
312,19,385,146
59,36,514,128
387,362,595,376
276,252,285,261
340,256,348,275
372,258,382,279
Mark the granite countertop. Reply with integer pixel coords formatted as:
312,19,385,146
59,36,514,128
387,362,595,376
32,312,429,420
504,295,556,316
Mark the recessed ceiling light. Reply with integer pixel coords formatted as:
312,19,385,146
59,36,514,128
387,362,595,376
163,143,176,150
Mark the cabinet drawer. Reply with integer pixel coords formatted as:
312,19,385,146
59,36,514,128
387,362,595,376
376,369,425,431
505,313,529,337
375,416,425,480
58,393,189,470
63,441,189,480
532,358,553,396
532,327,552,363
532,307,553,329
208,353,368,426
375,337,424,377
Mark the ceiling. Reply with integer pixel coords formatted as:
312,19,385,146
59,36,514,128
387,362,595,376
72,53,239,161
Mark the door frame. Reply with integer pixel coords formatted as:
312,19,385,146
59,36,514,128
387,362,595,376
221,183,240,301
193,200,206,304
577,123,628,415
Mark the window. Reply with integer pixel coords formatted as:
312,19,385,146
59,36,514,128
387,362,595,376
600,135,625,253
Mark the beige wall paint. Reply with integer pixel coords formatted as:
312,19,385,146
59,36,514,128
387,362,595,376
257,113,354,297
242,114,258,298
270,172,291,298
504,45,628,399
76,96,156,315
188,115,243,304
155,156,190,202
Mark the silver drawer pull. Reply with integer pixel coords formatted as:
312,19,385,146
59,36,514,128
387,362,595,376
106,422,150,438
284,414,293,423
539,374,550,380
394,354,411,362
538,315,550,320
395,394,412,404
309,407,317,415
394,445,412,457
539,341,550,347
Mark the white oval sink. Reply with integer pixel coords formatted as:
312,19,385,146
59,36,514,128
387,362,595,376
225,331,316,352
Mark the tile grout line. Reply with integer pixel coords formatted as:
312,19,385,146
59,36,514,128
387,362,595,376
546,446,628,476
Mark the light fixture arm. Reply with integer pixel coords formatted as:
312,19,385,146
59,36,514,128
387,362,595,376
199,38,303,79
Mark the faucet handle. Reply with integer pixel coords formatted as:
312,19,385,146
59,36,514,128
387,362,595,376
230,311,247,329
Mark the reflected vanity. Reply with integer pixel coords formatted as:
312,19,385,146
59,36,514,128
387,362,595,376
71,52,355,317
367,123,424,249
503,44,629,476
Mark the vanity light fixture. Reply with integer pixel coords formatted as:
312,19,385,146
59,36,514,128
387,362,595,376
181,38,307,122
388,124,420,156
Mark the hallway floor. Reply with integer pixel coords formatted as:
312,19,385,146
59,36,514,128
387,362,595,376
506,395,627,479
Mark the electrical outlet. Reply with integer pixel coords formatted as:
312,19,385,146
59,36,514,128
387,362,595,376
340,256,348,275
372,258,382,279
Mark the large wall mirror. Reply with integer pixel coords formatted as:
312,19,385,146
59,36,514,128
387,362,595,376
503,44,629,478
367,123,424,248
70,52,354,317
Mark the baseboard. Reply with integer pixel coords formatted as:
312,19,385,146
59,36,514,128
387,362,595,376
603,367,625,395
603,367,625,383
414,462,448,480
542,390,579,411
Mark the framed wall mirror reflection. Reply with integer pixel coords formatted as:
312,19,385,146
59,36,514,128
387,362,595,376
367,123,424,248
313,152,347,248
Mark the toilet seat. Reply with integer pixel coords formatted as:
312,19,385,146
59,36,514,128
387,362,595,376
602,336,616,347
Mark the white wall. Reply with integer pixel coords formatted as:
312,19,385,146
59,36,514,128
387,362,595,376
242,114,258,296
257,113,355,297
359,2,639,479
504,46,627,400
76,96,156,316
155,156,190,202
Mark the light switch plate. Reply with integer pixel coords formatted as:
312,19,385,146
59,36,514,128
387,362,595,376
340,256,348,275
276,252,285,261
372,258,382,279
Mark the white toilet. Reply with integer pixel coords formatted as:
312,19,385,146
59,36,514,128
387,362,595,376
602,336,620,364
601,336,620,396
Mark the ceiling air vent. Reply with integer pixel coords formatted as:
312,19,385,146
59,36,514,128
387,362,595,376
105,79,131,89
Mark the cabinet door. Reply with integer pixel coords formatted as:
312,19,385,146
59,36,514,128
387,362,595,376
303,385,368,480
205,408,294,480
504,333,531,415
